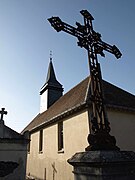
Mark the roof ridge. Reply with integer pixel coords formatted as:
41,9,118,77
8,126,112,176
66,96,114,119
84,76,91,102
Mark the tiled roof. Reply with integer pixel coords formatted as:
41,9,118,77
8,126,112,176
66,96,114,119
103,81,135,110
22,77,135,133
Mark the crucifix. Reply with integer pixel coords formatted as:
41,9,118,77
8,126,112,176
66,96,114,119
48,10,122,150
0,108,7,121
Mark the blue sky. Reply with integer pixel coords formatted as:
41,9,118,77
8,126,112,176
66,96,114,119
0,0,135,132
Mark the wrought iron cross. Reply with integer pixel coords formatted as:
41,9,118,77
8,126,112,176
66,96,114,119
48,10,122,150
0,108,7,121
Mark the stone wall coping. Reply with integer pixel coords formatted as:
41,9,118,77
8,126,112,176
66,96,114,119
68,151,135,166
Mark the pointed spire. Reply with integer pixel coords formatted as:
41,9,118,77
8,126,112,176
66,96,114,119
45,51,57,84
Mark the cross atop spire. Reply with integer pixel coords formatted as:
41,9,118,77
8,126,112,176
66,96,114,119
0,108,7,121
50,50,52,62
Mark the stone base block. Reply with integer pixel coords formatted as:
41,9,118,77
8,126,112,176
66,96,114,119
68,151,135,180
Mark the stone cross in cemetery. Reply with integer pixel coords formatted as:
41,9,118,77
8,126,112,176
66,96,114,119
0,108,7,121
48,10,122,151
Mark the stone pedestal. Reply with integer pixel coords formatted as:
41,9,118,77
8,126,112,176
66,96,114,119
68,151,135,180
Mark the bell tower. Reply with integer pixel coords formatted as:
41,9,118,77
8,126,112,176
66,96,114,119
40,55,63,113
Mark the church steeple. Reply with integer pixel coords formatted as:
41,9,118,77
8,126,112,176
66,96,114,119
40,54,63,113
45,58,58,85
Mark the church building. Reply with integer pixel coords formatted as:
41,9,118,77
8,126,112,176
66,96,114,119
23,57,135,180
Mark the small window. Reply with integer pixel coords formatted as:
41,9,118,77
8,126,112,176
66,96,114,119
39,129,43,152
58,122,64,152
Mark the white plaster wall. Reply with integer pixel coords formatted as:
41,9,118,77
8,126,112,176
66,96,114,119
108,110,135,151
27,109,135,180
64,110,89,157
27,110,89,180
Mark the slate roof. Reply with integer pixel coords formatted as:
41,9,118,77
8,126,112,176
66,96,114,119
40,60,63,95
22,77,135,133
